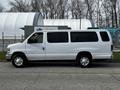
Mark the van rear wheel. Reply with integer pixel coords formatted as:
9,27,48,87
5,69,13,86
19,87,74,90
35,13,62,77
12,54,27,68
77,55,91,68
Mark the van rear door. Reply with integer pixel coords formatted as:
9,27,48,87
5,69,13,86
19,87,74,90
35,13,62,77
98,31,112,59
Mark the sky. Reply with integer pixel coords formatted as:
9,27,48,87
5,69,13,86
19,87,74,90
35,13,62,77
0,0,12,10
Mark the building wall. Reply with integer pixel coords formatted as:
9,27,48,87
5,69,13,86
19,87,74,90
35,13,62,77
0,13,43,51
43,19,94,30
0,13,43,39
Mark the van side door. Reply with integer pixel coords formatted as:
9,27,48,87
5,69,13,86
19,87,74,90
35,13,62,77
45,32,72,60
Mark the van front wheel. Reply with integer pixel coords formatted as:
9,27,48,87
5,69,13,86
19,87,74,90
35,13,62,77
12,54,27,68
77,55,91,68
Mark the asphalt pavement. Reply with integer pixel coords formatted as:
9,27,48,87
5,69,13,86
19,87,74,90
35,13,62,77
0,62,120,90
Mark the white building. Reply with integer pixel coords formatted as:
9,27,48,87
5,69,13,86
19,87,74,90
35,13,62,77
44,19,94,30
0,13,95,39
0,13,43,39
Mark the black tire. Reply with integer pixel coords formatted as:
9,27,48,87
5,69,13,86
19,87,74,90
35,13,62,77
11,54,27,68
76,55,91,68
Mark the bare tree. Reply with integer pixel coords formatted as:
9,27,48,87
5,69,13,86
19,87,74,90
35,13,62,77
31,0,42,12
85,0,95,21
56,0,68,19
7,0,120,28
110,0,118,28
102,0,112,28
70,0,85,19
95,0,101,27
0,3,3,12
117,0,120,27
9,0,31,12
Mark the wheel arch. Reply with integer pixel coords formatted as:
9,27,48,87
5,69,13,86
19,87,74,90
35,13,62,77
76,51,92,60
11,52,28,60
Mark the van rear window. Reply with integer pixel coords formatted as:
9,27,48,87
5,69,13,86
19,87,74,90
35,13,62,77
71,32,98,42
100,32,110,41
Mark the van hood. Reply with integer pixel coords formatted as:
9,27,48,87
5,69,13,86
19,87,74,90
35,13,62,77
7,43,22,48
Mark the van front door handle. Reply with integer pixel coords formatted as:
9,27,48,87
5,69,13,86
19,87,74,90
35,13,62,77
42,47,45,51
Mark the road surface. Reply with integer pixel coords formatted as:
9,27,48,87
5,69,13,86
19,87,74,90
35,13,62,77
0,62,120,90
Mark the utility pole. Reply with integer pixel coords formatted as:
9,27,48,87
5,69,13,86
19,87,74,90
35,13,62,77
80,10,81,29
2,32,4,52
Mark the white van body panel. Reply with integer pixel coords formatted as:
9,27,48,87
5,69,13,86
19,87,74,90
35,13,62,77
25,43,45,60
7,43,26,55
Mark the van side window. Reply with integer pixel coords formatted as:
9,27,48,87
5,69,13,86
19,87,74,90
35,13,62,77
28,33,43,43
47,32,68,43
71,32,98,42
100,32,110,41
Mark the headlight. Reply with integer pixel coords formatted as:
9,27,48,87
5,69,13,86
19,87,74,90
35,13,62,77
7,48,10,54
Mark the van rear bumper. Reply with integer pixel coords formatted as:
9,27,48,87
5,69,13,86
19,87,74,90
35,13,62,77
93,53,113,60
93,59,112,62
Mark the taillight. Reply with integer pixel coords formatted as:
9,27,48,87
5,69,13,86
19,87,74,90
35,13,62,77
111,45,113,51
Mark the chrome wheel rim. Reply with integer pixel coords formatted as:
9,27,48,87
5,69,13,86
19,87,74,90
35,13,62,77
14,57,23,66
80,57,89,66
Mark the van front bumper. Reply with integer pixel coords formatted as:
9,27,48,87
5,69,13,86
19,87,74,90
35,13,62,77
6,54,12,61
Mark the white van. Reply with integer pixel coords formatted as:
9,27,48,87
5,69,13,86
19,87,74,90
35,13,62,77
6,30,113,68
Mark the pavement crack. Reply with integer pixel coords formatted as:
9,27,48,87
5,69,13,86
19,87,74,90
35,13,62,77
111,74,120,83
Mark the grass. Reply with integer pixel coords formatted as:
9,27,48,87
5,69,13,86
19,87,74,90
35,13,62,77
113,52,120,62
0,51,120,62
0,52,6,62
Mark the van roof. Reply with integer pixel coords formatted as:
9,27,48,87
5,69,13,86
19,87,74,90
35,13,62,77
35,29,108,32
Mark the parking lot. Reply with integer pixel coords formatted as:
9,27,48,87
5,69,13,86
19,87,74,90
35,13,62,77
0,62,120,90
